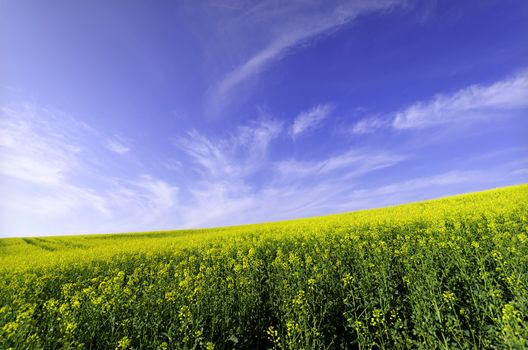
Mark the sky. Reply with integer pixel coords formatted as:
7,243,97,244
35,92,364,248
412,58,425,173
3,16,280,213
1,0,527,237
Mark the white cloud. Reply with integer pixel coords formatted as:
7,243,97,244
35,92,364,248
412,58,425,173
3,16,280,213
135,174,179,210
292,168,514,216
98,175,180,233
106,137,130,155
236,118,283,156
168,117,285,229
393,70,528,129
349,70,528,135
176,118,283,178
176,129,240,178
0,184,109,218
0,104,82,185
176,167,488,229
0,103,180,236
210,0,401,111
169,117,523,229
291,103,334,138
162,159,183,171
275,149,405,179
351,116,389,134
172,117,408,227
178,182,255,228
371,170,478,196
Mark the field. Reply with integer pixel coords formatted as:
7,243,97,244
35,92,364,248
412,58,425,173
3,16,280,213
1,185,527,349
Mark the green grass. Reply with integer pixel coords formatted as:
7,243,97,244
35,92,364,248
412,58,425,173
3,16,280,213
1,184,527,349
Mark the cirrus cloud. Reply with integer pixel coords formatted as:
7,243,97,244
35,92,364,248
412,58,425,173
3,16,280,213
393,70,528,129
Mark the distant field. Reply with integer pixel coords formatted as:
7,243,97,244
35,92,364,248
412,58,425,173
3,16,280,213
1,185,527,349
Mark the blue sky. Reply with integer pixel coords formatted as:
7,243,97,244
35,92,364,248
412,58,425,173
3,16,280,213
1,0,527,237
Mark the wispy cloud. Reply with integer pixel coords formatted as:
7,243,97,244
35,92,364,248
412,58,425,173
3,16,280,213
275,149,405,179
171,118,285,227
325,170,489,213
210,0,401,112
106,136,130,155
0,104,84,186
176,129,233,178
170,112,524,229
370,170,479,196
173,117,408,227
393,70,528,129
351,115,389,134
176,118,283,179
349,70,528,135
176,167,492,229
291,103,334,138
100,175,179,232
0,103,180,236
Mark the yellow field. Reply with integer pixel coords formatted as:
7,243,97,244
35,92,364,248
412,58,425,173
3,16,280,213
1,184,527,349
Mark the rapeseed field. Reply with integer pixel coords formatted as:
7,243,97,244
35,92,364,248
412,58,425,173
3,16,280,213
1,184,527,349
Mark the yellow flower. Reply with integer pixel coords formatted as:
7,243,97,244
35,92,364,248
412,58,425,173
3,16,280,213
71,298,81,309
442,291,456,303
2,321,19,335
286,321,300,335
370,309,383,326
65,322,77,334
116,336,131,350
342,273,353,287
292,290,305,306
502,303,521,322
